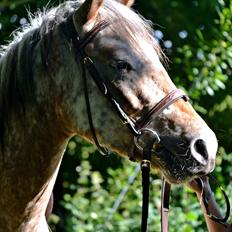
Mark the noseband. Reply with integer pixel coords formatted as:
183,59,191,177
61,17,230,231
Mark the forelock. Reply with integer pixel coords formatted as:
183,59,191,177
100,0,164,59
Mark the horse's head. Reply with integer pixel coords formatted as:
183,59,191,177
68,0,217,183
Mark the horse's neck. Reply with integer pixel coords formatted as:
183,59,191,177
0,27,74,231
19,159,62,232
0,108,69,231
0,21,98,231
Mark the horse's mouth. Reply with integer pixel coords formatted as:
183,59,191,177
131,139,212,184
152,144,198,184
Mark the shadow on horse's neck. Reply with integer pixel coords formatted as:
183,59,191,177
0,27,78,231
0,100,71,231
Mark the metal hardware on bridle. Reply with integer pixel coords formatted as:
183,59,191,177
137,128,161,232
195,174,231,227
138,130,170,232
134,128,160,152
60,15,231,232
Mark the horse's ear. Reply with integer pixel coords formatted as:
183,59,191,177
74,0,104,28
120,0,134,7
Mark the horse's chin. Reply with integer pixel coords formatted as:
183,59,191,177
152,147,196,184
131,144,197,184
158,167,194,185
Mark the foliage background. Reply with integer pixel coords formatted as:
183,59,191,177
0,0,231,231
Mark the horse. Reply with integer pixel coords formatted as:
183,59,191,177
0,0,218,231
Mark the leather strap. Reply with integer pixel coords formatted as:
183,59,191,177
196,175,231,226
138,89,189,127
141,139,156,232
161,178,171,232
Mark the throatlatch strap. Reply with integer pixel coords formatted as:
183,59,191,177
140,132,159,232
161,178,171,232
141,146,152,232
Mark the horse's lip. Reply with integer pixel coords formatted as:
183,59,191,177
152,145,194,183
186,159,215,177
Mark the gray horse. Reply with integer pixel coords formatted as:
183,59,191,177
0,0,217,231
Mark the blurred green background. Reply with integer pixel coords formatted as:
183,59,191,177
0,0,231,231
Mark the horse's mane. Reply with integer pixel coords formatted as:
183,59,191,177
0,0,163,147
0,1,78,147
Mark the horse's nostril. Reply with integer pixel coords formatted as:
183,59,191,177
194,139,208,160
190,131,217,170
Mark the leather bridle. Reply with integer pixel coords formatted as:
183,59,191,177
60,16,230,232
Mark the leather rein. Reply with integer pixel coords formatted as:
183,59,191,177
61,17,230,231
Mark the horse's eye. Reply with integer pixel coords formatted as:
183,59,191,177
111,60,133,72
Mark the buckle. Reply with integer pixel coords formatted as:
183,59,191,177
134,128,160,152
